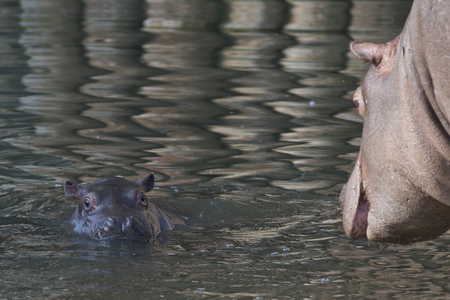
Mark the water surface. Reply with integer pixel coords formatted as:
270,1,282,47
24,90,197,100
1,0,448,299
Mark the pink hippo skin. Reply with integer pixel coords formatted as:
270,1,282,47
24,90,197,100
340,0,450,244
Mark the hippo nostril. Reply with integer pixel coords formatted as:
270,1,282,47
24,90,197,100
105,217,114,225
91,217,118,239
103,217,115,230
121,217,133,234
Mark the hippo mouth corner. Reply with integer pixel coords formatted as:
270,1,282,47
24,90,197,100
351,183,370,239
340,158,370,240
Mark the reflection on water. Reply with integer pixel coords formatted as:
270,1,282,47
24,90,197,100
1,0,448,299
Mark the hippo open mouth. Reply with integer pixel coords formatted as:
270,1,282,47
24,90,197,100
340,151,450,243
340,156,370,239
346,182,369,239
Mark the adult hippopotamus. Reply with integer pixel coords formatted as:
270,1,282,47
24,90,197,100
340,0,450,244
64,173,180,241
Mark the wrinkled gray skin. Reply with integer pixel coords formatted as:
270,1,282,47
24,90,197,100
64,173,177,241
340,0,450,244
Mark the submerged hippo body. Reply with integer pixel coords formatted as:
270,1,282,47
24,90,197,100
64,173,178,241
341,0,450,244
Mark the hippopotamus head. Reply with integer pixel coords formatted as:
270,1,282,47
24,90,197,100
340,2,450,244
64,173,174,241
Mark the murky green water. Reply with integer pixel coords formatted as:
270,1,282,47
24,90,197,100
1,0,448,299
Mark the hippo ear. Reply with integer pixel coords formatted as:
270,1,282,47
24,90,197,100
350,42,384,66
64,180,82,199
139,173,155,192
350,36,399,69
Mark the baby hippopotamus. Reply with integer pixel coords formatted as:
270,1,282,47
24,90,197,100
64,173,179,241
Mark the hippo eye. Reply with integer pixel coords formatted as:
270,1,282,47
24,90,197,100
137,193,148,208
140,194,147,203
81,193,97,213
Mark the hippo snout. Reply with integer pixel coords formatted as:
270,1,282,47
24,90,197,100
89,215,154,240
